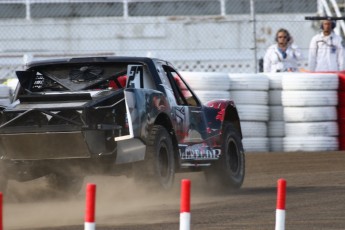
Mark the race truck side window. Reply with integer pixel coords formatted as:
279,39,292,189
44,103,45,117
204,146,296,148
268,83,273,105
163,66,199,106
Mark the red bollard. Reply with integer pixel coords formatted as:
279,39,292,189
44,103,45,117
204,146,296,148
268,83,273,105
275,178,287,230
180,179,191,230
84,183,96,230
0,192,2,230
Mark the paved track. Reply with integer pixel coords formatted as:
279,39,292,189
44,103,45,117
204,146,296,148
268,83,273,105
3,151,345,229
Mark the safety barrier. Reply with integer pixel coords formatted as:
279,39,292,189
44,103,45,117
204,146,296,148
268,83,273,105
0,71,342,152
0,178,290,229
181,71,342,152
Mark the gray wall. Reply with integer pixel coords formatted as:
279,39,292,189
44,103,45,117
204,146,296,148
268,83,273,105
0,0,321,74
0,0,317,19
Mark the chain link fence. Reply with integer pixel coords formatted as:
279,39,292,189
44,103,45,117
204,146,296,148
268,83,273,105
0,0,333,80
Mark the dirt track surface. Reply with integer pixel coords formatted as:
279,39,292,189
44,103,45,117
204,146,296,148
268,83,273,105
4,151,345,230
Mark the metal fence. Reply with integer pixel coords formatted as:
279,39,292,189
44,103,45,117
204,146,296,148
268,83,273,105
0,0,338,79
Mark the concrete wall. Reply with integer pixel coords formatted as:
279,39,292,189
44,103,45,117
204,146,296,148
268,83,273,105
0,14,317,68
0,0,317,19
0,0,322,75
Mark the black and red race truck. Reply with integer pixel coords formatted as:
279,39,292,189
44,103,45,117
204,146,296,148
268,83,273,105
0,56,244,194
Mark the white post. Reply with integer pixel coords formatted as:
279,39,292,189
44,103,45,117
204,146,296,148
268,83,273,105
220,0,226,16
23,53,33,68
250,0,257,73
25,0,31,20
123,0,128,18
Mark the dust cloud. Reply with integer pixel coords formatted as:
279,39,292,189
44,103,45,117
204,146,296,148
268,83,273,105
3,172,212,229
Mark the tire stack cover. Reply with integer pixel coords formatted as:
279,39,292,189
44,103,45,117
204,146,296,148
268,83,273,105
282,73,339,152
229,73,269,152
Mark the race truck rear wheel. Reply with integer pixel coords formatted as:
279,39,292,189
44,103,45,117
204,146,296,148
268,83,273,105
133,125,175,190
204,122,245,191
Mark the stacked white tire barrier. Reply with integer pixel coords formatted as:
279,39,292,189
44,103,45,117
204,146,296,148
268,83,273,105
0,85,11,107
281,73,339,151
266,73,285,152
179,71,231,103
180,71,341,152
228,73,269,152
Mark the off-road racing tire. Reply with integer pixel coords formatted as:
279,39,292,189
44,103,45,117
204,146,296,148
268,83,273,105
133,125,175,190
46,173,84,196
204,123,245,191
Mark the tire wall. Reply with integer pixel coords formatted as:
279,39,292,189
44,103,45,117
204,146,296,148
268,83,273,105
180,71,342,152
0,84,12,107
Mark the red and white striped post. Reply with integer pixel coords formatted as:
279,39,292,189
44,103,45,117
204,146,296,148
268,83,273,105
180,179,191,230
275,178,287,230
84,183,96,230
0,192,3,230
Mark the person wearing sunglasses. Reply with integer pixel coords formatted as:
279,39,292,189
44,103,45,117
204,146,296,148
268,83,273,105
308,19,344,72
263,28,303,72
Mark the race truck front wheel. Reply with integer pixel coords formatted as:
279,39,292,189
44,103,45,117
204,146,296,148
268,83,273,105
133,125,175,190
204,122,245,191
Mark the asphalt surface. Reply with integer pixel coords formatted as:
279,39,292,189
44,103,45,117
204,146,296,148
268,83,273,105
3,151,345,230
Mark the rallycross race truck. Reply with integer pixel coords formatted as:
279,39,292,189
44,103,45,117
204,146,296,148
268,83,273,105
0,56,245,195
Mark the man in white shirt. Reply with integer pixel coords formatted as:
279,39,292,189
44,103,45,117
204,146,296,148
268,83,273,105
264,28,303,73
308,19,344,72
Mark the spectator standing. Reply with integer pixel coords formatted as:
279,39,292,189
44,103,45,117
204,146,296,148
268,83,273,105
264,28,303,72
308,19,344,72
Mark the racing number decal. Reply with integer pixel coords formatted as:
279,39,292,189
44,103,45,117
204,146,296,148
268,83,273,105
127,65,144,89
